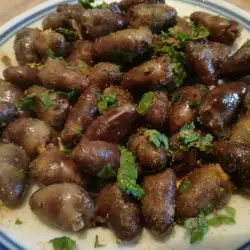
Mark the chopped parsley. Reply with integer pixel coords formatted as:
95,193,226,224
56,27,79,42
78,0,94,8
50,236,76,250
40,90,54,110
98,92,117,113
207,206,236,227
16,95,36,113
47,49,64,61
56,89,79,102
172,93,183,103
117,147,144,199
108,49,134,64
188,100,201,109
184,212,208,244
94,235,105,248
137,92,153,115
96,1,109,9
144,130,169,150
15,218,23,225
179,178,191,193
75,127,83,137
179,123,213,152
242,39,250,49
97,163,116,179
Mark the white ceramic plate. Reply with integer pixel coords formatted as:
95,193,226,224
0,1,250,250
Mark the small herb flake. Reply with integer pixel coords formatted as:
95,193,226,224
50,236,76,250
97,163,116,179
242,39,250,49
78,0,94,8
47,49,64,61
56,89,79,102
75,127,83,137
108,49,134,64
184,212,208,244
94,235,105,248
16,95,36,113
172,93,182,103
98,92,117,113
137,92,153,115
15,218,23,225
144,130,169,150
179,178,191,193
117,147,144,199
56,27,79,42
28,62,42,69
40,90,54,110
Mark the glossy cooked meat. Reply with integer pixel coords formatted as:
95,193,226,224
85,104,138,143
199,82,247,137
127,4,177,34
119,0,164,10
29,183,95,231
142,169,176,235
96,183,142,241
121,56,173,91
30,148,83,186
60,85,99,143
72,137,120,178
3,66,41,90
38,58,89,92
93,27,152,60
0,143,30,207
190,11,241,45
3,118,55,156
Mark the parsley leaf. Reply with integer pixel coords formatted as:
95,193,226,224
242,39,250,49
172,62,187,88
117,147,144,199
98,92,117,113
16,95,36,112
191,23,210,40
179,178,191,193
144,130,169,150
188,100,201,108
207,206,236,227
97,163,116,179
179,123,213,152
137,92,153,115
47,49,64,61
184,212,208,244
15,218,23,225
56,27,79,42
94,235,105,248
75,127,83,137
172,93,182,103
40,90,54,110
56,89,79,102
96,1,109,9
78,0,94,8
50,236,76,250
108,49,134,64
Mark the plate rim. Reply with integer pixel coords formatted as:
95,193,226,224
0,0,250,249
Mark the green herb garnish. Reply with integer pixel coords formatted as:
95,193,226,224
179,178,191,193
47,49,64,61
179,123,213,152
16,95,36,112
172,62,187,88
108,49,134,64
50,236,76,250
184,212,208,244
15,219,23,225
207,206,236,227
117,147,144,199
242,39,250,49
40,90,54,110
75,127,83,137
97,163,116,179
56,27,79,42
98,92,117,113
78,0,94,8
144,130,169,150
94,235,105,248
172,93,182,103
188,100,201,108
56,89,79,102
96,1,109,8
137,92,153,115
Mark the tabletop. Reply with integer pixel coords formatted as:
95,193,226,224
0,0,249,26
